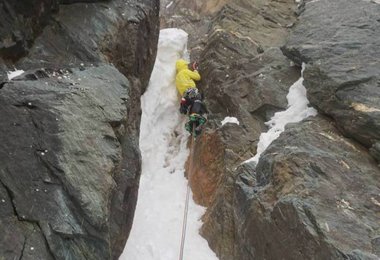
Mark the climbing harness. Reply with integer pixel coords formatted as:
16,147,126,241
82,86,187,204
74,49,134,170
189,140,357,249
179,122,196,260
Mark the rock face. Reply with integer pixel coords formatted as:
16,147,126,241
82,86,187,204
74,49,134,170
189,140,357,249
282,0,380,163
163,0,300,161
0,0,159,259
234,116,380,259
162,0,380,259
0,0,58,59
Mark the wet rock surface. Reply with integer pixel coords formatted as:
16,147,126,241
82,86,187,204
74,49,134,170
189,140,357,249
162,0,380,259
0,0,159,259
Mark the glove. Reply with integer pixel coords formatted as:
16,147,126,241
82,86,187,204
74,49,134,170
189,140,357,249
192,61,199,71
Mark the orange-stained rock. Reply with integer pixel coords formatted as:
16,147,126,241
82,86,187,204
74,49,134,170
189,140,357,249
186,130,225,206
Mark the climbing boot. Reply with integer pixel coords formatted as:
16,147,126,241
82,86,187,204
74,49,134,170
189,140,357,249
189,113,200,122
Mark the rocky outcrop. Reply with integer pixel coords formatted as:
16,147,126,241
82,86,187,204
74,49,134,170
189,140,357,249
0,0,159,259
233,116,380,259
282,0,380,163
162,0,380,259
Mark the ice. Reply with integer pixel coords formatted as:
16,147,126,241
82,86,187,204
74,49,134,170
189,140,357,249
7,70,24,80
119,28,218,260
221,116,240,126
244,63,317,165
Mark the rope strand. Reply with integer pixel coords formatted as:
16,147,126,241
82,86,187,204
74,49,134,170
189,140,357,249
179,122,196,260
179,182,191,260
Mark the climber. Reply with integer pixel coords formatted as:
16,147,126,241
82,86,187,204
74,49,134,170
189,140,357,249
181,88,208,137
175,59,206,136
175,59,201,96
176,59,201,114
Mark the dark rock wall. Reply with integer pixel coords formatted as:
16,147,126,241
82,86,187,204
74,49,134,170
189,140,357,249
0,0,59,59
162,0,380,259
0,0,159,259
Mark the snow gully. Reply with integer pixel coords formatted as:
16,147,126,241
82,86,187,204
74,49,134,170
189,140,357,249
120,29,218,260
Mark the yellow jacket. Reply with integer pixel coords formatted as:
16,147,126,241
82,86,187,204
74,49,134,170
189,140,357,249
175,59,201,95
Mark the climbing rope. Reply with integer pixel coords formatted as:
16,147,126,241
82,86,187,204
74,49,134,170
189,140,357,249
179,123,196,260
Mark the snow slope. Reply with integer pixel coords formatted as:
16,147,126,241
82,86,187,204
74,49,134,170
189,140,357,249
245,64,317,165
120,28,217,260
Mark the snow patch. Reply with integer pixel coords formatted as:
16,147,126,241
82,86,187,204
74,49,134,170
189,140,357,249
119,28,218,260
166,1,174,8
244,63,317,165
7,70,24,80
307,0,321,3
221,117,240,126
